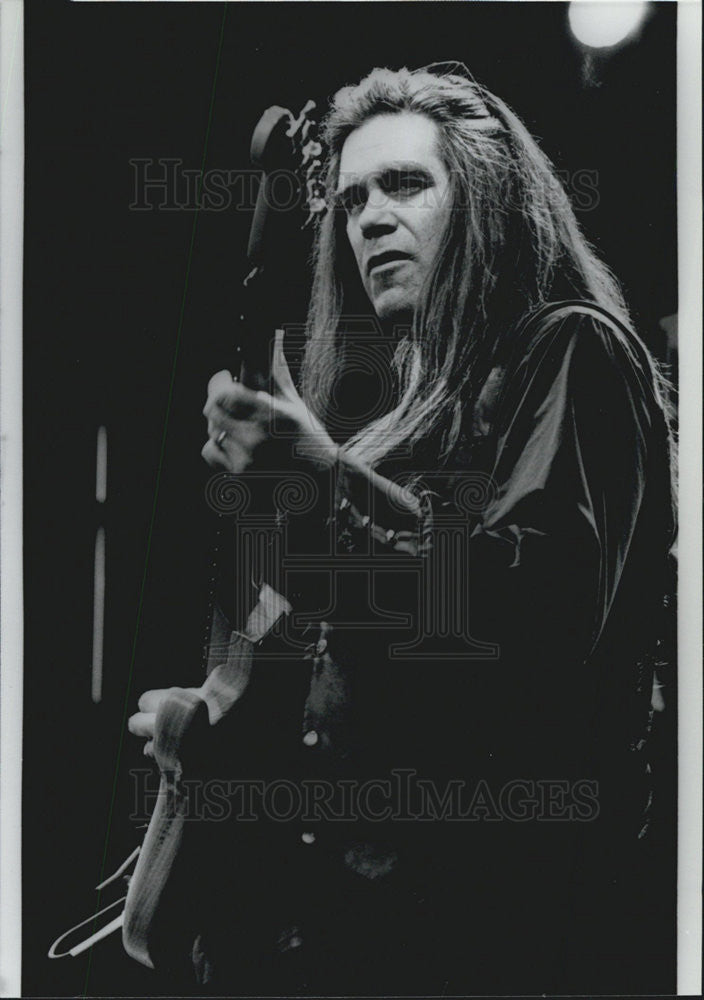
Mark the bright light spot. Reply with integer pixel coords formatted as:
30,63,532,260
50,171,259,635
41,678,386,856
568,1,649,49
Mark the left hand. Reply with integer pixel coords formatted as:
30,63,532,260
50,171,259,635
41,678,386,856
201,329,338,474
127,686,203,757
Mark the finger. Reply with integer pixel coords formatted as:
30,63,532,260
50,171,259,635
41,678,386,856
201,437,252,472
201,439,224,468
208,415,268,450
128,712,156,738
271,329,300,402
143,740,155,758
137,689,169,713
207,369,235,396
205,382,267,421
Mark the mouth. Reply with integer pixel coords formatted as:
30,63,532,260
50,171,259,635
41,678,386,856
366,250,412,275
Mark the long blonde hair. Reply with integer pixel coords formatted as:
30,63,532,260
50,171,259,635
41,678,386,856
301,66,671,471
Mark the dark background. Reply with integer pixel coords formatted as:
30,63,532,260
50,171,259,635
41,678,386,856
23,2,677,995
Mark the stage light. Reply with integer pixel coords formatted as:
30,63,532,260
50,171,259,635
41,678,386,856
568,0,649,49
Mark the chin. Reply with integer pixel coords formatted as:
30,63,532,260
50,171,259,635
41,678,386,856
371,289,416,326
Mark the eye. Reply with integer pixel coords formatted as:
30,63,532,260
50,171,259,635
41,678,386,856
337,184,366,216
382,170,429,198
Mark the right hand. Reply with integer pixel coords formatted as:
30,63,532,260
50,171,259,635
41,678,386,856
200,330,337,475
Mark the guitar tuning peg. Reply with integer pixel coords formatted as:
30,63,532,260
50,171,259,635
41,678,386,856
306,176,326,199
302,140,323,164
302,120,320,144
305,160,322,182
287,99,317,139
302,197,327,229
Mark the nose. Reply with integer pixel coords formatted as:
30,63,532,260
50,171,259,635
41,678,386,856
358,186,397,239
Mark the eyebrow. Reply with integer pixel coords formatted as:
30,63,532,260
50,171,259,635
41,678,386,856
335,161,436,200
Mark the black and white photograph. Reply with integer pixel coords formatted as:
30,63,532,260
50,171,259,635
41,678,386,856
1,1,701,997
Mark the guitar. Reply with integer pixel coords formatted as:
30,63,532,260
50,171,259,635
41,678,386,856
121,100,327,972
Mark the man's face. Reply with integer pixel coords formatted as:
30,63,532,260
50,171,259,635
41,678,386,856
337,112,452,323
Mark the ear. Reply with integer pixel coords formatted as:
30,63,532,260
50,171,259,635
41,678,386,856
270,328,300,402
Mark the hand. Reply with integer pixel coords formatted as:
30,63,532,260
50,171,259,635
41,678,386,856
201,330,338,474
127,687,201,757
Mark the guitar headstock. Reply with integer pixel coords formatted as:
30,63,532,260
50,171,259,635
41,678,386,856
240,99,328,381
285,99,328,228
247,99,327,268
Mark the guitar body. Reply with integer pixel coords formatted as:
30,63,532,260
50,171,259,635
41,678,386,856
123,688,211,970
121,100,324,973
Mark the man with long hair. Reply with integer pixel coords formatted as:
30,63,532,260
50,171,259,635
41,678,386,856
133,65,676,994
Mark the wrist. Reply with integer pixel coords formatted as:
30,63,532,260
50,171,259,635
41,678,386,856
302,438,339,473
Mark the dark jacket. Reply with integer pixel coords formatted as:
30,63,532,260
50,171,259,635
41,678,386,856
180,303,675,994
